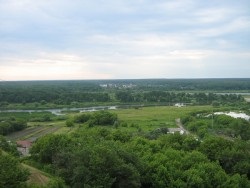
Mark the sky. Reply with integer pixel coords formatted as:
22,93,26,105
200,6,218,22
0,0,250,81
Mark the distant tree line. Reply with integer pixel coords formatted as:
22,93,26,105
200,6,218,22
98,78,250,91
0,89,244,106
0,79,249,106
115,91,244,105
0,90,110,104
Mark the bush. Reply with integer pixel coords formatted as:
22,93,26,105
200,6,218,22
66,119,74,127
88,111,118,126
73,113,91,123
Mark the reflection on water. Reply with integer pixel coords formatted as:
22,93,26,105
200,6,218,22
0,106,118,116
214,112,250,121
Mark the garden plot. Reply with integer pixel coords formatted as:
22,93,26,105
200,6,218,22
6,125,62,142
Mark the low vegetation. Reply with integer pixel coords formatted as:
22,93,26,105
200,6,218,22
182,111,250,140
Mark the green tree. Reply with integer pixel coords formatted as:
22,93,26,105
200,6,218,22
30,134,71,164
89,111,118,126
0,151,29,188
0,136,19,156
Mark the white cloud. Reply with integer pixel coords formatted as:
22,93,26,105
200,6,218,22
192,17,250,37
0,52,111,80
194,8,234,24
0,0,250,80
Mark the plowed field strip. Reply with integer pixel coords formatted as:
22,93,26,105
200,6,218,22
27,126,62,142
21,126,53,141
6,126,47,141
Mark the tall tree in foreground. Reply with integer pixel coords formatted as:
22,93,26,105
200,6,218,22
0,150,29,188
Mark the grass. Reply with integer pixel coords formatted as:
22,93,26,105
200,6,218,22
70,105,213,133
114,105,213,132
22,164,50,186
27,120,66,127
4,105,214,140
0,112,56,121
21,126,54,140
53,127,72,134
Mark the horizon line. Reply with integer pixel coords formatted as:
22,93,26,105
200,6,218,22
1,78,250,82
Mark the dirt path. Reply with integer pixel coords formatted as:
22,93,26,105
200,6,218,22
175,118,189,134
22,164,50,186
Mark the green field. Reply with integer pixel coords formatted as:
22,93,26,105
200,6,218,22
3,105,213,141
114,105,213,131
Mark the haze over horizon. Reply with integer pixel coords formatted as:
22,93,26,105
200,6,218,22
0,0,250,81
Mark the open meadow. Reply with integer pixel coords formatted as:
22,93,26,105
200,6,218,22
2,105,215,141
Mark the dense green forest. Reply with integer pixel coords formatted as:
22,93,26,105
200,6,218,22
28,128,250,187
0,79,250,187
0,79,249,108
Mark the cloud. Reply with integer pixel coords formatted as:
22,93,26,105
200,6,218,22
0,0,250,80
0,52,111,80
192,17,250,37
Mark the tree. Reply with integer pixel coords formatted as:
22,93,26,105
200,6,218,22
73,113,91,123
30,134,71,164
199,136,232,161
0,136,19,156
115,91,134,102
0,151,29,188
89,111,118,126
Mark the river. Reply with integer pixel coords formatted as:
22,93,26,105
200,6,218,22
0,106,119,116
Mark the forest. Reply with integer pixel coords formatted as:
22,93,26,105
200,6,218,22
0,79,250,187
0,79,248,108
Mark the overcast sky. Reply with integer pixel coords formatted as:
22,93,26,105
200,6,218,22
0,0,250,80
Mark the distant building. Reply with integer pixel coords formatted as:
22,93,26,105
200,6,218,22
168,128,185,135
100,84,108,88
174,103,185,107
17,140,32,156
100,83,136,89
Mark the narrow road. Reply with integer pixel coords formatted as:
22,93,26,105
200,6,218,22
175,118,189,134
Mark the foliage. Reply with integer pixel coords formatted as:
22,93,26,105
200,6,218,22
0,151,30,188
30,130,143,187
73,113,91,123
199,137,250,178
0,136,19,156
0,112,56,122
30,134,72,164
29,129,250,187
65,119,74,127
1,79,250,187
183,111,250,140
0,79,248,108
0,119,27,135
87,111,118,127
72,111,118,127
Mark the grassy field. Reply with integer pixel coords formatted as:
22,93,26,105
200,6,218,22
114,105,213,132
3,105,214,141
